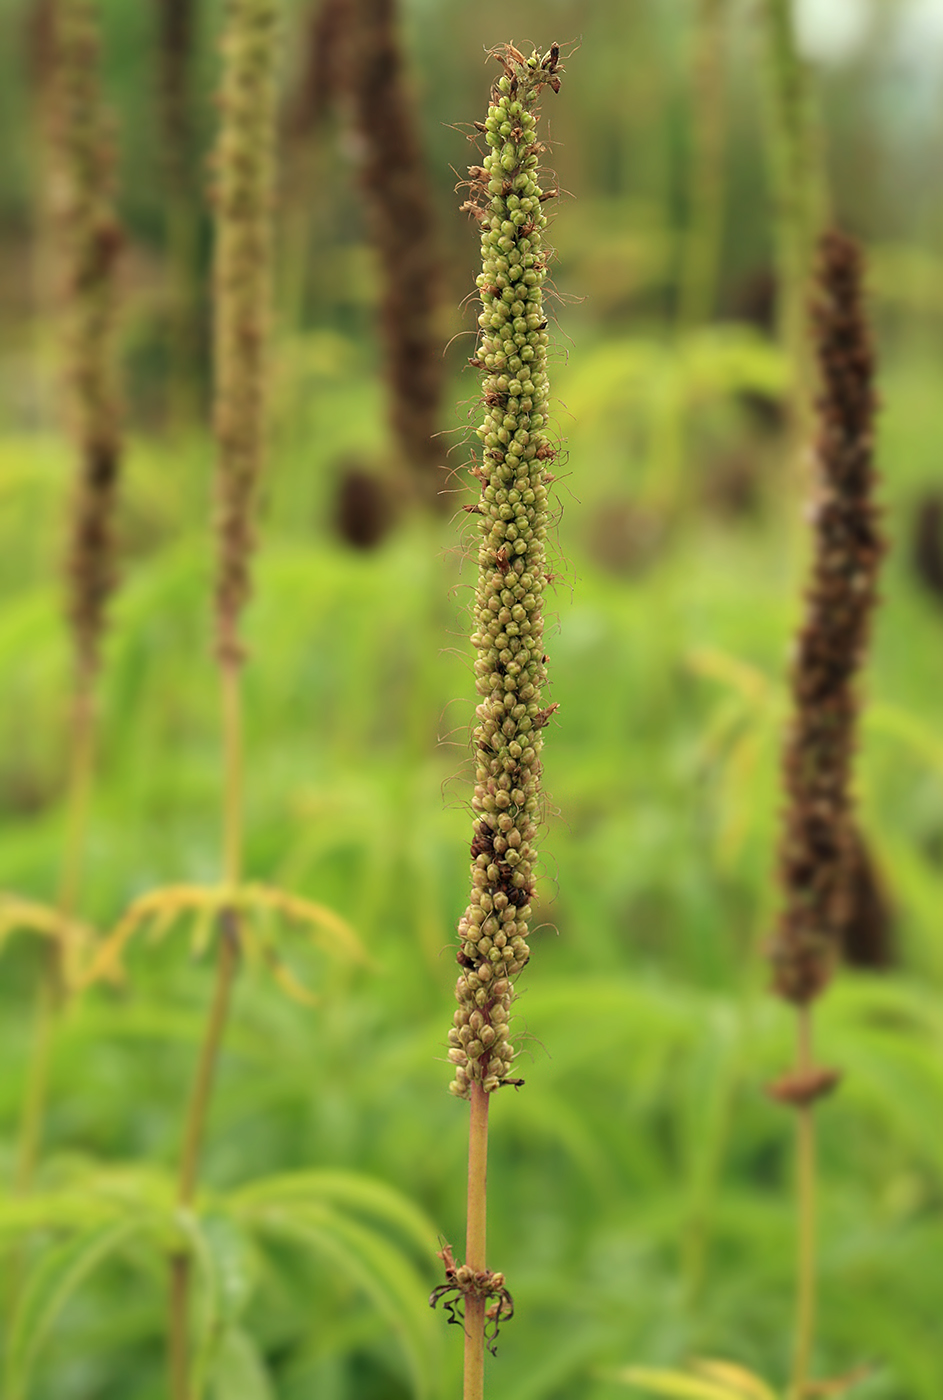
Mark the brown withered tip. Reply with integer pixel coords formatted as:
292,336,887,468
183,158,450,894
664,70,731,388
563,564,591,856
911,490,943,605
334,464,395,549
766,1065,842,1108
772,228,885,1006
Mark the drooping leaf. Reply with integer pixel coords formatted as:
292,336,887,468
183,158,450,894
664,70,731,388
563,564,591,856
243,1200,438,1399
208,1326,276,1400
5,1216,149,1399
229,1169,437,1262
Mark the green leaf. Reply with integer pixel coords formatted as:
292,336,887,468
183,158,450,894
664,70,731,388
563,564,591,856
177,1210,258,1399
229,1169,437,1262
201,1213,256,1325
208,1327,275,1400
5,1216,147,1399
244,1200,438,1399
0,1192,116,1239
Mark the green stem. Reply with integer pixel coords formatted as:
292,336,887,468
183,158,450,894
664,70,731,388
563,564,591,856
463,1083,489,1400
13,979,56,1199
791,1006,816,1400
168,661,244,1400
762,0,829,456
678,0,726,329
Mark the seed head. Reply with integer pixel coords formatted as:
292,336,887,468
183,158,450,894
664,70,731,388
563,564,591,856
54,0,123,685
213,0,278,666
448,45,562,1098
771,230,885,1003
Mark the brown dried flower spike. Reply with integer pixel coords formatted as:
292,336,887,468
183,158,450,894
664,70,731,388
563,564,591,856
771,228,885,1006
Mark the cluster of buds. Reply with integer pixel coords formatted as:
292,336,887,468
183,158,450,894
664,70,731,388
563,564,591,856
447,44,562,1098
771,229,884,1008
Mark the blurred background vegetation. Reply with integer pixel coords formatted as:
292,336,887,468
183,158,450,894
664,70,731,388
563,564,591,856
3,0,943,1396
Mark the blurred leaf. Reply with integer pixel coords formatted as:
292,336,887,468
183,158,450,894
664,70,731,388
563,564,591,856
4,1217,148,1399
190,1214,259,1399
208,1326,276,1400
243,1201,438,1399
230,1169,437,1261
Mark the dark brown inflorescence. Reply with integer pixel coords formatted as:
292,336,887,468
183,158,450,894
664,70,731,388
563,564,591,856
55,0,123,684
446,45,562,1100
155,0,196,204
770,228,885,1005
212,0,278,666
349,0,445,503
282,0,352,142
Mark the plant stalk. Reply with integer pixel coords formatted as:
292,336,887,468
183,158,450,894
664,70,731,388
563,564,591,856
463,1082,490,1400
678,0,726,329
168,662,244,1400
791,1005,816,1400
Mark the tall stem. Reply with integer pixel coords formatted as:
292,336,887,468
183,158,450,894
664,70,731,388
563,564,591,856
762,0,829,473
791,1006,816,1400
678,0,726,329
463,1083,490,1400
168,660,243,1400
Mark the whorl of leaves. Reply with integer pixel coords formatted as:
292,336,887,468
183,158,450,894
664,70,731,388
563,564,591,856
445,44,562,1099
771,229,885,1004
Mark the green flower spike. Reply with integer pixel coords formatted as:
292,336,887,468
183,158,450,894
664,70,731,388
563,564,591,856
448,43,562,1100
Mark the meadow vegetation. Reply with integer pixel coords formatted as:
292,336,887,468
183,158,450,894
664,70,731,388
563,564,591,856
2,1,943,1398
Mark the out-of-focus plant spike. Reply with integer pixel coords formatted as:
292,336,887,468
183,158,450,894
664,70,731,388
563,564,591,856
282,0,352,144
212,0,278,670
55,0,123,696
430,43,564,1400
168,5,279,1394
761,0,829,439
155,0,202,429
768,229,884,1400
4,0,123,1314
678,0,727,328
771,230,883,1010
349,0,446,509
277,0,353,331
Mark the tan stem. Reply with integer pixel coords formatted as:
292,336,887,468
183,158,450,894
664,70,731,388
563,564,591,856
221,656,243,889
791,1005,816,1400
679,0,726,328
58,674,96,927
463,1082,490,1400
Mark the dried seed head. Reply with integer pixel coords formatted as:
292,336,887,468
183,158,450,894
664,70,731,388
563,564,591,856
448,45,562,1098
350,0,445,503
282,0,353,142
770,230,885,1004
213,0,278,666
